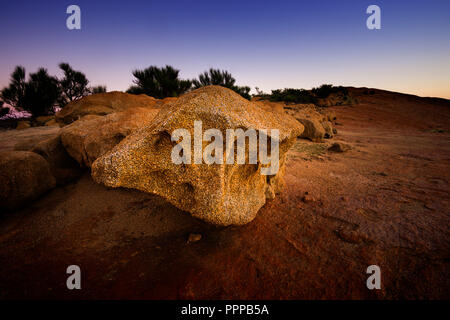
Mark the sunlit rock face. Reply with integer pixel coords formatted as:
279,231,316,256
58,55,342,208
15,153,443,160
55,91,159,126
92,86,303,226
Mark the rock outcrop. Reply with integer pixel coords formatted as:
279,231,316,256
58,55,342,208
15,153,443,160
3,126,82,186
0,151,56,211
61,107,160,167
55,91,159,126
8,127,60,152
92,86,304,226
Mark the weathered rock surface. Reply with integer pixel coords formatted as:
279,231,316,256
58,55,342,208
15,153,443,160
252,99,286,114
92,86,304,226
45,119,58,126
61,107,160,167
55,91,159,126
35,116,54,126
0,151,56,211
0,126,61,152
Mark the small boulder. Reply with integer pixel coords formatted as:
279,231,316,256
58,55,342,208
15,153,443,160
298,118,326,142
0,151,56,211
187,233,202,243
285,105,326,142
328,142,351,153
322,121,334,139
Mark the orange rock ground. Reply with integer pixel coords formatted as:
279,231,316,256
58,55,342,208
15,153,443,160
0,89,449,299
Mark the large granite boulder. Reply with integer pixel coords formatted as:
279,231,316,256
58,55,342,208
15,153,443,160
55,91,159,126
0,151,56,211
61,107,160,167
91,86,304,226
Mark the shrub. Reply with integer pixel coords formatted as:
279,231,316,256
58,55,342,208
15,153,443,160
91,85,107,94
311,84,348,99
193,68,235,88
192,68,251,100
311,84,334,99
127,65,191,99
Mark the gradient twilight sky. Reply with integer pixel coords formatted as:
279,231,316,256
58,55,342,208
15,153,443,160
1,0,449,98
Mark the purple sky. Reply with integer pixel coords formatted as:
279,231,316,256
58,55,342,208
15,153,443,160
1,0,449,98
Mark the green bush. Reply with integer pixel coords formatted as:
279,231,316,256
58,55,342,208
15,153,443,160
127,65,191,99
192,68,251,100
311,84,348,99
91,85,107,94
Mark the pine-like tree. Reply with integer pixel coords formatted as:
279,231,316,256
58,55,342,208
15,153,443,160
58,63,90,107
0,66,27,110
22,68,60,117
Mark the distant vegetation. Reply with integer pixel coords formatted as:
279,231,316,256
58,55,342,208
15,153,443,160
91,85,107,94
192,68,251,100
0,64,107,118
266,88,317,104
126,65,192,99
256,84,354,106
0,62,356,119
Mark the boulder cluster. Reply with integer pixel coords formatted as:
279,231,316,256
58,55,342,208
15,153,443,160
1,86,338,225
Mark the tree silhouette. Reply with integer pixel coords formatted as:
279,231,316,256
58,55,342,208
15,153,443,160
192,68,251,100
58,63,90,107
127,65,191,99
22,68,60,117
0,66,26,110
